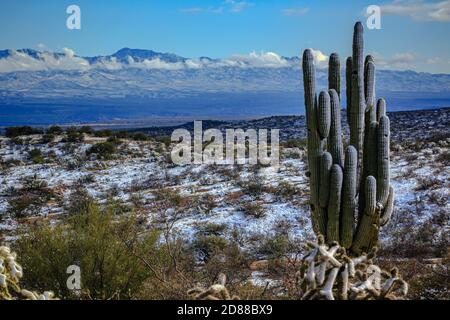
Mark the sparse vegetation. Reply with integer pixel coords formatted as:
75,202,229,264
5,126,43,138
87,141,117,160
28,148,44,164
241,202,266,219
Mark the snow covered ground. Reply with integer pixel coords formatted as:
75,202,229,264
1,123,448,253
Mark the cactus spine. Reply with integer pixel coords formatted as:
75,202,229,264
302,22,394,255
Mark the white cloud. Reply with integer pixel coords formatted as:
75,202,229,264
282,7,310,16
225,0,254,13
426,57,443,64
62,47,75,58
0,49,90,73
36,43,47,51
372,52,417,69
179,7,223,14
0,49,299,73
305,49,329,68
227,51,291,68
179,1,253,14
380,0,450,22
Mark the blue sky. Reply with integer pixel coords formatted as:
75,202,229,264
1,0,450,73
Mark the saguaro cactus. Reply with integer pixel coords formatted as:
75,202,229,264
302,22,394,255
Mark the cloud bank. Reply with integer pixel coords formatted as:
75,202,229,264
380,0,450,22
0,48,436,73
0,49,300,73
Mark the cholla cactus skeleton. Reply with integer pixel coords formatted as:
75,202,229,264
302,22,394,255
188,273,240,300
0,246,57,300
299,236,408,300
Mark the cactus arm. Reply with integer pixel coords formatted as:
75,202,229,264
364,56,376,114
377,115,390,207
319,152,333,208
349,22,366,183
328,89,344,167
376,98,386,121
341,146,357,248
303,49,325,234
327,165,343,243
352,176,378,255
346,57,353,123
329,53,341,97
380,186,395,226
318,91,331,139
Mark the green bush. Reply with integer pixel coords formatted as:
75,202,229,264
5,126,43,138
132,132,149,141
241,202,266,219
94,129,114,138
65,127,84,143
41,133,55,144
78,126,93,134
192,234,229,262
47,125,63,135
14,199,163,300
7,176,55,218
87,142,117,160
28,148,44,164
281,138,307,149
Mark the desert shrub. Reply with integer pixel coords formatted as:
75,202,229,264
238,175,266,197
132,132,149,141
436,150,450,166
192,234,229,262
41,133,55,144
241,202,266,219
153,188,184,207
7,195,42,218
1,159,22,168
216,166,240,181
408,253,450,300
381,209,449,259
154,135,171,147
65,127,84,143
274,181,300,200
281,138,307,149
283,150,302,159
203,194,217,214
414,176,441,191
257,234,290,258
425,132,450,143
7,176,56,218
47,125,63,135
87,141,117,160
197,223,227,236
11,137,25,145
14,200,163,300
5,126,42,138
78,126,93,134
93,129,114,138
65,187,94,216
28,148,44,164
106,136,122,145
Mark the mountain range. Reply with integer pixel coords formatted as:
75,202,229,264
0,48,450,126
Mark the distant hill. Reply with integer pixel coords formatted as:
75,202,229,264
0,48,449,125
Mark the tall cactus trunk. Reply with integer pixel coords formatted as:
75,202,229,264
302,22,394,255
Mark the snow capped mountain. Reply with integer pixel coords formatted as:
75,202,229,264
0,48,449,125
